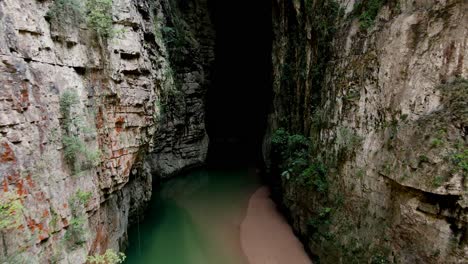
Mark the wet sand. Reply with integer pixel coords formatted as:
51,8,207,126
240,187,312,264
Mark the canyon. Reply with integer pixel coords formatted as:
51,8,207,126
0,0,466,263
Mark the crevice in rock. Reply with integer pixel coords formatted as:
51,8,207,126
205,0,273,168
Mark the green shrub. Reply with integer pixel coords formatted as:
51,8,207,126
47,0,116,39
46,0,84,28
453,149,468,175
431,138,443,148
307,207,333,238
353,0,386,30
311,108,327,130
298,163,328,193
62,135,83,163
59,91,100,173
87,250,126,264
0,192,24,230
74,190,92,205
307,0,342,103
64,216,87,247
62,135,101,173
271,128,289,148
419,155,429,163
65,190,92,248
60,90,80,130
370,252,390,264
273,129,310,160
271,129,331,192
272,129,312,179
85,0,115,38
337,127,363,156
432,176,444,187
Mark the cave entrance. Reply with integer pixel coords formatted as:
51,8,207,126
206,0,272,168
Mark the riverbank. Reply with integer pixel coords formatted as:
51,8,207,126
240,187,312,264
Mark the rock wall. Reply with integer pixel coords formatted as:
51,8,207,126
0,0,213,262
265,0,467,263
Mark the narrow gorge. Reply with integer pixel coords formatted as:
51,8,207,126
0,0,466,263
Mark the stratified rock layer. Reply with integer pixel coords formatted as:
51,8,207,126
0,0,213,262
265,0,467,263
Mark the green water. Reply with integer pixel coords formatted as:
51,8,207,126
125,168,260,264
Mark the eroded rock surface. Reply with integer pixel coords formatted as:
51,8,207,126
0,0,213,262
265,0,467,262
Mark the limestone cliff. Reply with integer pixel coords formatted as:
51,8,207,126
0,0,213,262
265,0,467,262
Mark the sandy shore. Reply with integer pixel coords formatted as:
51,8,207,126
240,186,312,264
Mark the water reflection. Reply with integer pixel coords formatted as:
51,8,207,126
125,169,260,264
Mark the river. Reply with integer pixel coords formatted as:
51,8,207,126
124,168,311,264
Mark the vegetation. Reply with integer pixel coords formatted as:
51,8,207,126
431,138,444,148
272,129,310,179
85,0,115,38
160,1,194,65
299,163,329,192
352,0,387,30
47,0,115,39
337,127,363,159
430,129,446,148
307,0,343,107
272,128,331,194
75,190,92,205
87,249,126,264
46,0,84,29
59,90,81,130
59,90,101,174
307,207,333,239
432,176,445,187
64,216,87,247
437,78,468,178
65,190,92,248
453,149,468,177
0,192,24,230
62,135,101,171
438,78,467,123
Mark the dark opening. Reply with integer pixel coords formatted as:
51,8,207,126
206,0,272,168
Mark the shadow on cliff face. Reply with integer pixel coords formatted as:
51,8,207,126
205,0,272,168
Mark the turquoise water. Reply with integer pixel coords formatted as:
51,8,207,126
125,168,260,264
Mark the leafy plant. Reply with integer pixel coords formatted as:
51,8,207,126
453,149,468,176
298,163,328,193
307,0,343,105
60,89,80,130
87,249,126,264
271,129,331,192
64,216,87,247
59,91,101,173
47,0,116,39
0,192,24,230
432,176,444,187
431,138,443,148
85,0,115,38
307,207,333,238
62,135,101,173
74,190,92,205
370,251,390,264
46,0,84,29
419,155,429,163
337,127,363,156
271,128,289,148
65,190,92,248
352,0,386,30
